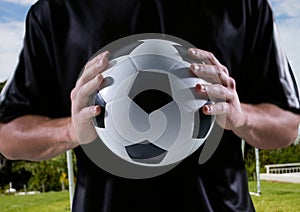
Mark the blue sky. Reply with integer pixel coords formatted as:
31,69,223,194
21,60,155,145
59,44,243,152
0,1,27,22
0,0,35,82
0,0,300,84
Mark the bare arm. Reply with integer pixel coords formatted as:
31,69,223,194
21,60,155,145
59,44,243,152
234,103,300,149
0,115,77,161
0,51,109,161
189,48,300,149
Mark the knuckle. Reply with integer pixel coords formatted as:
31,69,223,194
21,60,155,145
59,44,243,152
76,87,85,97
214,67,226,83
223,103,230,113
218,103,228,113
214,65,220,74
228,77,236,89
227,92,235,101
221,65,229,74
94,74,103,83
192,48,201,56
78,73,88,84
70,88,77,100
191,63,201,74
215,66,223,78
222,87,229,99
85,60,94,68
216,85,228,101
219,103,226,112
217,84,224,92
207,52,215,61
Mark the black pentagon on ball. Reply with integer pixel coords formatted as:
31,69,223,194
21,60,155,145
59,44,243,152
193,101,214,139
131,89,173,114
128,71,173,114
125,141,167,164
94,93,106,128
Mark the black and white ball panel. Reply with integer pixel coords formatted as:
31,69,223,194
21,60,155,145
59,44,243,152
93,38,215,166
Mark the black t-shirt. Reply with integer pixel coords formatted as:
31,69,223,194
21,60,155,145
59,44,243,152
1,0,300,211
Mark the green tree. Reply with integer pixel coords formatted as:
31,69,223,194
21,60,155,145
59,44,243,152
0,80,78,193
0,81,6,91
245,143,300,179
12,154,68,192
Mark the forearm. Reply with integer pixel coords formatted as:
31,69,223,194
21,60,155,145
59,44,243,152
0,115,78,161
234,103,300,149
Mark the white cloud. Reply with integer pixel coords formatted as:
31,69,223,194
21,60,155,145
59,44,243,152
269,0,300,18
0,21,24,82
278,26,300,83
1,0,37,6
269,0,300,83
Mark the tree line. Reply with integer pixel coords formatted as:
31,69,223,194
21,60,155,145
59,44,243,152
244,143,300,180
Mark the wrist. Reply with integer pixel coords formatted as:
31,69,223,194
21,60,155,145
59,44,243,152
232,104,253,139
62,117,80,149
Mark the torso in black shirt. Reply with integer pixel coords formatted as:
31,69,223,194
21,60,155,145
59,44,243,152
1,0,300,211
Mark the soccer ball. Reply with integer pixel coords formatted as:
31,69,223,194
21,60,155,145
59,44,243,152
92,34,215,167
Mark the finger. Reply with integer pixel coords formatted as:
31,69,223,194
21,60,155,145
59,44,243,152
74,105,100,144
85,51,109,69
196,83,232,102
190,63,233,88
79,105,101,120
202,102,229,115
188,48,229,76
188,48,223,67
190,63,222,84
73,74,104,111
76,51,109,87
78,52,108,86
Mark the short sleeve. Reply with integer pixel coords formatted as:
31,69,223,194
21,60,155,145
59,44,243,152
0,3,63,123
238,0,300,114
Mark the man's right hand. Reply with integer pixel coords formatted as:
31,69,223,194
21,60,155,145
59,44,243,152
71,51,109,145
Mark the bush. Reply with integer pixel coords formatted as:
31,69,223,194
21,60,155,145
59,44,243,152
244,143,300,179
10,152,76,192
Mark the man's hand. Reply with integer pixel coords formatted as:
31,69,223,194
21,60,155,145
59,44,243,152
0,51,110,161
188,48,300,149
188,48,246,131
71,51,109,145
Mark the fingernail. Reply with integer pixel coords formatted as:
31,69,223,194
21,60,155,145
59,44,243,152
101,51,110,60
191,49,197,55
201,85,207,92
90,107,96,114
204,105,212,113
196,84,206,92
97,58,103,66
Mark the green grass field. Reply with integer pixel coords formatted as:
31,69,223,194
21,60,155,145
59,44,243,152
249,181,300,212
0,191,70,212
0,181,299,212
